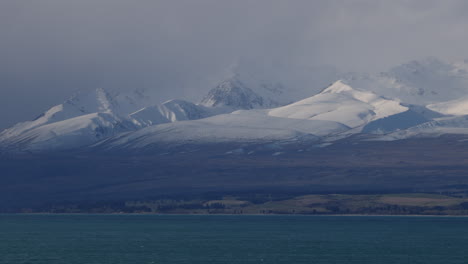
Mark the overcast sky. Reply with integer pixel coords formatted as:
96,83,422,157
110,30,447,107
2,0,468,130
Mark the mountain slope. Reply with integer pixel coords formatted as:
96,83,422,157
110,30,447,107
0,112,138,152
99,80,456,151
427,97,468,116
361,105,442,134
374,116,468,141
100,110,349,149
268,80,408,128
0,90,217,151
0,88,153,140
129,99,217,127
0,88,242,151
200,77,273,109
102,80,413,149
5,57,468,153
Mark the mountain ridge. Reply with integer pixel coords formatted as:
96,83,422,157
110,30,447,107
3,57,468,152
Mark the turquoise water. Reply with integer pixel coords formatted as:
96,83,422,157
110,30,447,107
1,215,468,263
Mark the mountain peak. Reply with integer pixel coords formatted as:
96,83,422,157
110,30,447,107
63,87,114,115
199,77,265,109
321,80,354,94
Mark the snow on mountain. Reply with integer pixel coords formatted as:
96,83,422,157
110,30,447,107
0,88,153,140
49,87,153,118
101,110,349,149
374,116,468,141
427,97,468,116
130,99,223,127
105,81,418,150
1,112,138,152
0,87,158,151
361,105,442,134
228,62,341,106
200,63,341,111
199,77,274,109
6,57,468,152
0,89,231,151
268,80,408,128
0,89,109,140
201,57,468,117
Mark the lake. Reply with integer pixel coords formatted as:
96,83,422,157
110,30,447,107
1,215,467,263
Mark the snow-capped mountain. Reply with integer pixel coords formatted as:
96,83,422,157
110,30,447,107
201,63,341,110
226,61,341,106
206,57,468,111
0,86,236,151
91,74,468,150
0,88,152,139
129,99,228,127
0,113,138,152
268,81,407,128
0,87,216,151
0,88,156,151
199,76,276,109
361,105,441,134
427,97,468,116
99,111,348,149
4,57,468,153
98,80,414,150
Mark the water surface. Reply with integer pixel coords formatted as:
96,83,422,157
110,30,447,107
1,215,467,263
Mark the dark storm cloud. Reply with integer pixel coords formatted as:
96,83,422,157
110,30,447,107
1,0,468,129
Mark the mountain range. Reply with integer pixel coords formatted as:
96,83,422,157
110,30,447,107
5,57,468,211
3,57,468,153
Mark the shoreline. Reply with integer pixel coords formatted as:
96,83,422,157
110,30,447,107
4,213,468,217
